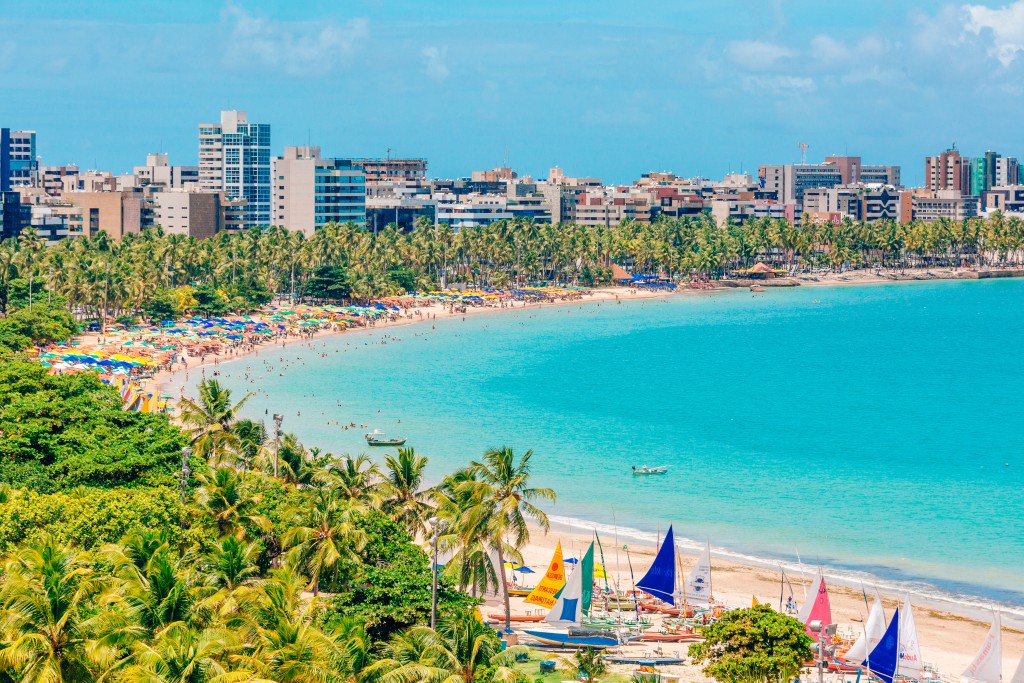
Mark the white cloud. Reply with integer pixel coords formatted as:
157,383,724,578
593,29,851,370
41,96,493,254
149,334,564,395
420,46,449,81
221,1,369,75
725,40,794,70
739,74,816,93
963,0,1024,66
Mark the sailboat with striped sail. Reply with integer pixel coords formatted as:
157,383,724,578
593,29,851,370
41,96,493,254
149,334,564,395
523,540,619,648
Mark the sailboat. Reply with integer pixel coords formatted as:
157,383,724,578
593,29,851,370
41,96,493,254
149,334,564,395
865,607,901,683
797,573,832,641
636,525,677,604
523,541,619,649
1011,652,1024,683
685,540,713,606
961,612,1001,683
522,542,565,608
898,595,923,680
842,596,886,664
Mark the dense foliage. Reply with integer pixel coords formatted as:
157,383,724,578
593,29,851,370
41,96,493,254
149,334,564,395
0,370,549,682
689,604,815,683
0,355,188,491
0,304,77,351
2,212,1021,317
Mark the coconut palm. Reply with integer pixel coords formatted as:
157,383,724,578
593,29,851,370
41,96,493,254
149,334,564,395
380,447,434,538
362,613,525,683
196,468,273,540
117,622,246,683
282,485,367,596
178,379,253,465
0,537,130,683
461,447,555,634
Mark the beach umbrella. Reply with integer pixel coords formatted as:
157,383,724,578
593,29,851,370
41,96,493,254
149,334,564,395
512,566,535,574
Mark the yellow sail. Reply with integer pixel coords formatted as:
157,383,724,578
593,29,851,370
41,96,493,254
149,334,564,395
524,541,565,609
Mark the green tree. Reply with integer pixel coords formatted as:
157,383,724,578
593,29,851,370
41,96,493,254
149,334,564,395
178,379,252,465
688,604,814,683
380,447,434,538
462,447,555,633
0,537,127,683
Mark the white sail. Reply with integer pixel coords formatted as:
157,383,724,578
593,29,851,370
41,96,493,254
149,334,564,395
685,541,712,604
898,595,923,679
545,557,584,627
846,597,886,664
961,612,1002,683
797,573,823,624
1010,653,1024,683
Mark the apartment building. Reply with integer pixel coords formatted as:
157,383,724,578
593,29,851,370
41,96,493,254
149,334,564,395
925,148,971,193
273,146,365,234
354,158,427,184
198,110,271,228
900,189,979,222
758,163,843,205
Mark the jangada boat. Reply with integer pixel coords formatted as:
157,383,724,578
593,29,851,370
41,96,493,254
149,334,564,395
632,465,668,475
522,626,620,649
487,613,547,623
364,430,407,446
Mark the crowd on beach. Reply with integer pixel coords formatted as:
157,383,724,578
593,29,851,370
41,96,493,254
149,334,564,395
26,286,592,412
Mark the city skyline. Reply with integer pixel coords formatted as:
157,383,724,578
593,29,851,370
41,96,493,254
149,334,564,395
4,0,1024,184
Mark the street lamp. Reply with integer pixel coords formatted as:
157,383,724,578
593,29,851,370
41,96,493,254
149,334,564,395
180,446,192,505
273,414,283,478
429,516,445,629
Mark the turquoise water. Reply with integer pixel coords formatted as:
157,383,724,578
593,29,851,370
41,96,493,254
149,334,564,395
183,280,1024,612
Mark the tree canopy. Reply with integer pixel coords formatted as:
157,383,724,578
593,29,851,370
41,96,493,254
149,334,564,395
689,604,815,683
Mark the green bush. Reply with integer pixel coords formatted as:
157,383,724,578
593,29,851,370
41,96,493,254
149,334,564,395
0,486,184,552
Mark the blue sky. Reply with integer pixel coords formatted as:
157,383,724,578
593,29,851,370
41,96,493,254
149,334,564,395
3,0,1024,185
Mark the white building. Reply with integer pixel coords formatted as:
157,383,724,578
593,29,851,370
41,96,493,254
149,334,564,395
198,111,271,228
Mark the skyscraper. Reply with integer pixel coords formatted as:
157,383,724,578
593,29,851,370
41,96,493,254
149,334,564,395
0,128,10,192
198,111,270,228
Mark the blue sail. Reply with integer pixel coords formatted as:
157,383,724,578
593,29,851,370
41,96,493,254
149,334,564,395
636,525,676,604
866,606,900,683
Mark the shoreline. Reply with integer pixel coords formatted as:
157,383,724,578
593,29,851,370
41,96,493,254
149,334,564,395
512,519,1024,680
154,265,1020,399
157,270,1024,675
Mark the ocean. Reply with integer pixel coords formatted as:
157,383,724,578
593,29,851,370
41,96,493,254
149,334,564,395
177,279,1024,617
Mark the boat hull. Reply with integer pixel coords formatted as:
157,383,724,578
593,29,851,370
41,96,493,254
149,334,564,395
522,628,619,649
487,614,547,623
367,440,407,446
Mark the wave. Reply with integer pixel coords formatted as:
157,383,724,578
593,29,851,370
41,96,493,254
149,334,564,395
547,514,1024,628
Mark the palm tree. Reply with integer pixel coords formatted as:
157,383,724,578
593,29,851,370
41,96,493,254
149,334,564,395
282,485,367,596
461,447,555,634
118,622,245,682
178,379,253,465
196,467,272,540
380,447,434,538
327,454,382,507
0,537,129,683
363,614,525,683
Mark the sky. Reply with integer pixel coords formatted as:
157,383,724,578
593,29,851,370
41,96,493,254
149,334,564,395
3,0,1024,185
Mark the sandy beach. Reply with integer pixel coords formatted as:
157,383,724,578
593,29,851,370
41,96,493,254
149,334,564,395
144,270,1024,681
499,523,1024,682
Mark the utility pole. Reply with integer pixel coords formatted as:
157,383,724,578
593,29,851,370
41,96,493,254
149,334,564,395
180,446,192,505
273,413,283,478
429,516,443,629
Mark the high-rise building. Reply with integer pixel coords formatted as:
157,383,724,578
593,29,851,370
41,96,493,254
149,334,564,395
925,148,971,194
995,156,1020,188
0,129,10,192
273,146,365,234
758,164,843,205
8,130,37,187
198,111,271,228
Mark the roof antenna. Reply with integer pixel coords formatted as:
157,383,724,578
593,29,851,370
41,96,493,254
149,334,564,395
799,142,809,165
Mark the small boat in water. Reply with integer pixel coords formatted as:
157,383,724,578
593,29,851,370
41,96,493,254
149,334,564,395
364,430,407,446
632,465,668,475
